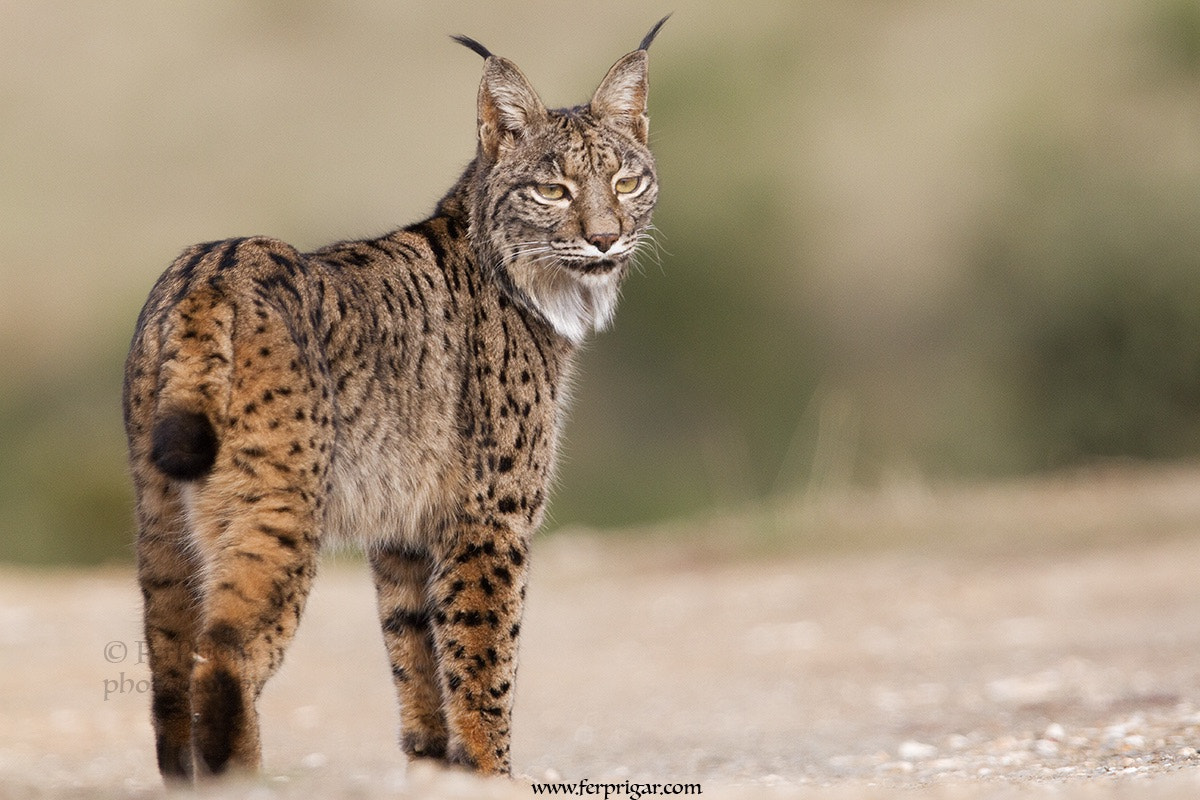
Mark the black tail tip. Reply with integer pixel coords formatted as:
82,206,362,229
151,410,218,481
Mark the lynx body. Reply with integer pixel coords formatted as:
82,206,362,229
122,18,666,780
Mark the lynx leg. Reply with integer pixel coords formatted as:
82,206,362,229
145,265,337,777
370,544,450,762
430,528,529,775
187,486,321,776
135,474,202,781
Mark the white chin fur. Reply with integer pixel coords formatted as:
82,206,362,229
527,269,622,344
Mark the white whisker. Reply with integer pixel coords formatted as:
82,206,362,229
628,225,667,276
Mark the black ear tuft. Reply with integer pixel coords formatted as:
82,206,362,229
452,34,494,60
639,14,672,52
151,409,218,481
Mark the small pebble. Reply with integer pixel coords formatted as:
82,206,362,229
947,734,972,750
898,740,938,761
1034,739,1059,758
301,752,327,769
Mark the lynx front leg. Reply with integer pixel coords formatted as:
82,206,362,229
431,528,529,775
370,544,450,762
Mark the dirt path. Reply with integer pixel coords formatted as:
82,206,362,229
5,500,1200,798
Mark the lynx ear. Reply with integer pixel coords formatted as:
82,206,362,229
590,51,650,143
590,16,668,143
454,35,549,159
481,69,548,157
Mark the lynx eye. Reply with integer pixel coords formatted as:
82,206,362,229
534,183,569,201
614,175,641,194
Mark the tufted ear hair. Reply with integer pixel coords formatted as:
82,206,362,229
589,16,669,144
453,35,549,160
590,51,649,142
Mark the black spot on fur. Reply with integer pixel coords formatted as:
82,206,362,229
151,687,188,721
193,667,244,775
454,609,484,627
205,621,244,650
383,607,430,634
151,410,218,480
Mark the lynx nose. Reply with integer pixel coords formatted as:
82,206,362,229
587,233,620,253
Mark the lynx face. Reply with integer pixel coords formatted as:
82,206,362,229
493,122,656,270
466,43,660,342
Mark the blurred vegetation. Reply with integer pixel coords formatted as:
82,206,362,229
977,154,1200,467
0,349,130,564
2,1,1200,563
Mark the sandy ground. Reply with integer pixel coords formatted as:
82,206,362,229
6,473,1200,799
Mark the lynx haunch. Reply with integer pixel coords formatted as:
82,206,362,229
122,17,667,782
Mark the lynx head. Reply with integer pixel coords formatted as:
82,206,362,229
454,17,668,343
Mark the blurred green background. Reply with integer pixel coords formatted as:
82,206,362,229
2,1,1199,563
